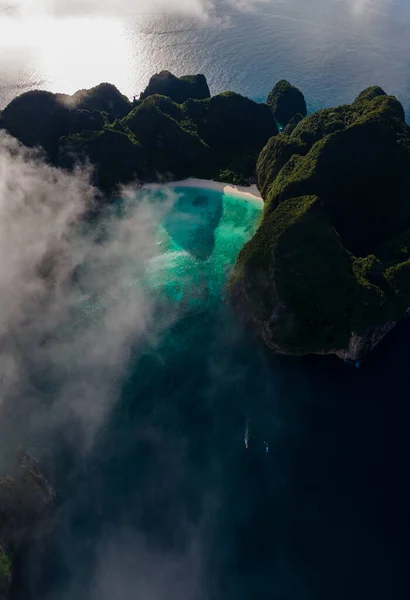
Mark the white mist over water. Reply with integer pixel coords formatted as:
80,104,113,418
0,133,268,600
0,132,182,462
0,3,410,598
0,131,258,600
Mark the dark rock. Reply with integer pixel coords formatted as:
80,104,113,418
183,91,278,183
140,71,211,104
69,109,106,135
0,547,11,600
283,112,304,135
71,82,132,121
230,86,410,360
59,127,143,193
123,94,210,181
0,450,55,598
0,74,278,193
0,90,71,162
267,80,307,127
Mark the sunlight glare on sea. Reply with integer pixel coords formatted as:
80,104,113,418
0,14,134,97
1,1,410,116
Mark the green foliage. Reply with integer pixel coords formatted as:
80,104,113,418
351,86,386,113
384,259,410,302
257,133,307,198
353,255,384,287
266,80,307,127
215,170,249,186
375,227,410,262
59,128,143,192
69,109,106,135
0,549,11,598
290,105,352,146
231,86,410,356
182,91,278,181
0,90,72,162
1,73,278,193
266,107,410,256
72,83,131,121
0,451,54,600
185,91,277,151
122,95,210,180
120,91,277,184
283,112,304,135
140,71,210,104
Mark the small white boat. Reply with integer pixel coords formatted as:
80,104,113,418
244,422,250,449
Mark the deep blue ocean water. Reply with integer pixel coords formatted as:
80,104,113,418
1,1,410,597
1,1,410,117
9,186,410,599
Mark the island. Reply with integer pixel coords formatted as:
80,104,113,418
1,73,410,361
229,86,410,360
0,73,278,191
0,450,55,599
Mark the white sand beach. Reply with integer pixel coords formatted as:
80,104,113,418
144,178,263,203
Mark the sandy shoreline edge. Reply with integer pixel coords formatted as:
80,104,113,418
144,178,263,203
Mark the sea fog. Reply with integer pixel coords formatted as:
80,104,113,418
0,1,409,599
0,110,408,600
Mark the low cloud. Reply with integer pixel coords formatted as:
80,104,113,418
0,132,217,598
0,0,270,20
0,132,178,459
85,529,207,600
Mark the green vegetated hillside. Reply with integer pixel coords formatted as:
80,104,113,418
230,86,410,359
0,72,280,193
0,451,55,599
2,73,408,359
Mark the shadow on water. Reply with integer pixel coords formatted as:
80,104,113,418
13,313,410,600
10,187,410,599
163,188,224,260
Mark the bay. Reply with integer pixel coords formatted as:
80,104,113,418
1,2,410,598
10,185,410,600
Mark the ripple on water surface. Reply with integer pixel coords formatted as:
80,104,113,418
14,184,410,600
142,185,262,309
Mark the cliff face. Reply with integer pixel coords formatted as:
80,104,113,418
0,73,278,193
0,450,55,599
71,83,132,120
140,71,211,104
266,80,307,127
230,87,410,360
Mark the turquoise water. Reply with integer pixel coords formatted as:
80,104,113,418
2,2,410,596
13,185,410,599
10,185,410,599
152,186,261,303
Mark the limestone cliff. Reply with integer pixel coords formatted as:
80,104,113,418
230,87,410,360
0,450,55,599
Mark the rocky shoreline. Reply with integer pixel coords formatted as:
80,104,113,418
229,86,410,360
0,450,54,599
1,70,409,362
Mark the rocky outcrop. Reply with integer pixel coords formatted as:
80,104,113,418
71,82,132,120
0,73,278,193
283,112,305,135
0,90,72,162
230,87,410,360
0,450,55,599
122,94,210,181
267,80,307,127
58,127,143,192
0,547,11,600
140,71,211,104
